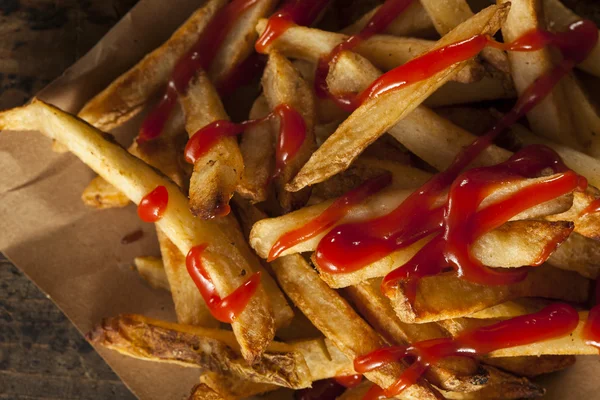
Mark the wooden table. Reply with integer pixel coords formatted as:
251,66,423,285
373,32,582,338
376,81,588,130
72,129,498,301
1,2,137,398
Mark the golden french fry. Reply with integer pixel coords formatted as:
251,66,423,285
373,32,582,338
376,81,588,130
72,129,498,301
87,314,353,389
194,372,278,400
234,199,443,400
133,256,171,292
388,265,589,323
548,232,600,279
499,0,580,149
81,175,130,209
78,0,228,130
468,298,552,319
561,73,600,158
342,1,436,38
546,189,600,240
543,0,600,77
0,99,275,363
483,355,576,378
424,72,516,107
237,95,274,203
288,4,510,191
262,51,316,212
255,20,484,84
180,70,244,219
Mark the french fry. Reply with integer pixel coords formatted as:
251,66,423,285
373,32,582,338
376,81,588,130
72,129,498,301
78,0,228,130
468,298,552,319
188,383,225,400
548,232,600,279
543,0,600,77
561,73,600,158
388,265,590,323
288,4,510,191
234,199,443,400
81,175,130,209
419,0,510,72
482,355,576,378
424,72,516,107
156,229,220,328
262,51,316,212
342,1,437,38
194,372,278,400
438,312,597,356
255,20,484,84
87,314,354,388
237,95,274,203
0,99,275,363
180,70,244,219
133,256,171,292
498,0,580,148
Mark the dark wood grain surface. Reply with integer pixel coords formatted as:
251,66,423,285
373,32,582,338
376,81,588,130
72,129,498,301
0,1,137,398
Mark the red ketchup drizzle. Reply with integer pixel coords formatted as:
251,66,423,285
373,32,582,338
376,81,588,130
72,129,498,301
354,304,579,399
137,186,169,222
268,172,392,261
325,20,598,111
185,103,306,179
580,198,600,217
186,245,261,323
138,0,260,143
309,20,595,293
583,277,600,350
255,0,331,54
314,0,414,108
334,374,363,388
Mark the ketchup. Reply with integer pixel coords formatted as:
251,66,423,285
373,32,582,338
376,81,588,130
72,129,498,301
138,0,260,143
334,374,363,388
184,103,306,179
255,0,331,53
580,198,600,217
186,245,261,323
137,186,169,222
355,303,579,399
314,0,415,106
268,172,392,261
295,379,347,400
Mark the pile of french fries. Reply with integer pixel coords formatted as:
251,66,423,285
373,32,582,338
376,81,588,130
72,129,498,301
3,0,600,398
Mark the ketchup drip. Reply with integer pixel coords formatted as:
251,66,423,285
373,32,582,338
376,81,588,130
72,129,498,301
184,103,306,179
255,0,331,54
186,245,261,323
138,0,260,143
268,172,392,261
334,374,363,388
137,186,169,222
355,304,580,399
314,0,414,107
580,198,600,217
324,20,597,111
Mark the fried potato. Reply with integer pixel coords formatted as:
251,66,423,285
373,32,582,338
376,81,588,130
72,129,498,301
234,199,443,400
342,1,436,38
237,95,274,203
188,383,225,400
424,72,516,107
388,265,590,323
419,0,509,72
548,232,600,279
499,0,580,149
483,355,576,378
439,312,597,356
194,372,278,400
181,70,244,219
262,51,316,212
87,314,352,389
81,175,130,209
543,0,600,77
288,4,510,191
78,0,228,130
255,20,484,84
546,189,600,240
0,99,274,363
468,298,552,319
133,256,171,292
561,73,600,158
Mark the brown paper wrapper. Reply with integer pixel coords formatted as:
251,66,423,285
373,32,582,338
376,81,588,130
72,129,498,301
0,0,598,398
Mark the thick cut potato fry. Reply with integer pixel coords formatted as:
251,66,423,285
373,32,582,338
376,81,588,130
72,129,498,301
181,71,244,219
156,229,220,328
288,4,510,191
133,256,171,292
561,73,600,158
543,0,600,77
256,20,484,84
468,298,552,319
78,0,227,130
388,265,589,323
483,355,576,378
237,95,274,203
548,232,600,279
262,52,316,212
499,0,580,148
81,175,130,209
195,372,278,400
419,0,509,72
88,314,353,388
342,1,436,38
0,99,274,363
439,312,597,356
234,199,443,400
